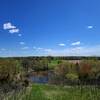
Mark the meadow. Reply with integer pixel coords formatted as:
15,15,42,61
6,84,100,100
0,57,100,100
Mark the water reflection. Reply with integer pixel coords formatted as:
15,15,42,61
29,71,49,84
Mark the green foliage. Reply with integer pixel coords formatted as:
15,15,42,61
66,73,79,81
48,60,59,69
8,84,100,100
30,58,49,71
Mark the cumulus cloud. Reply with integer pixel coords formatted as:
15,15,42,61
3,22,16,30
71,41,80,46
9,29,19,34
87,26,93,29
20,42,25,45
58,43,66,46
3,22,19,34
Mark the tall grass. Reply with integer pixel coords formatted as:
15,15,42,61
3,84,100,100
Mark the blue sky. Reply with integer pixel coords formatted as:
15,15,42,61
0,0,100,57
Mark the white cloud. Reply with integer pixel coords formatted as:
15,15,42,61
33,47,45,52
87,26,93,29
71,47,83,51
33,46,52,53
44,49,52,52
3,22,20,34
21,46,29,50
44,45,100,56
37,47,43,50
18,34,22,37
58,43,66,46
9,29,19,34
3,22,16,30
20,42,25,45
33,47,43,50
71,41,81,46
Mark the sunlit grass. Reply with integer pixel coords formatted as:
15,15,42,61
8,84,100,100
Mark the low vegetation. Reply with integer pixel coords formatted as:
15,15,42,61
0,56,100,100
8,84,100,100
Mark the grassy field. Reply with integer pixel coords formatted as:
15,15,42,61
48,60,59,69
48,59,80,69
7,84,100,100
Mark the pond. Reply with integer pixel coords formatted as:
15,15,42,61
29,71,51,84
29,76,48,83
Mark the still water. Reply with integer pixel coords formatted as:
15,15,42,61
29,71,49,84
29,76,48,83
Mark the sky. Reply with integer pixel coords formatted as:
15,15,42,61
0,0,100,57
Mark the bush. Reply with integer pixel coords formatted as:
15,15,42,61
0,59,22,83
66,73,79,81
